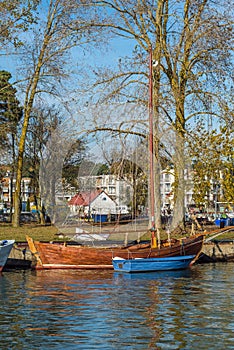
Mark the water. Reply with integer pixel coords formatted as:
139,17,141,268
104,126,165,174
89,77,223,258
0,263,233,350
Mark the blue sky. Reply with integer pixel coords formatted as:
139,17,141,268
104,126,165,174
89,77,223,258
0,32,134,79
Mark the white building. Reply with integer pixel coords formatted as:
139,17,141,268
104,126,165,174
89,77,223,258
68,189,117,217
0,172,32,210
78,175,132,208
160,168,195,209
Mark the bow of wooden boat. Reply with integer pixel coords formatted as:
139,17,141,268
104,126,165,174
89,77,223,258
25,235,43,268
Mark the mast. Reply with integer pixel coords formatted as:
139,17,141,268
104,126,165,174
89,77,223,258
149,47,157,248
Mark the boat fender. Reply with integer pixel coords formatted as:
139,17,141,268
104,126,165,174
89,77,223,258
1,240,8,246
22,248,27,259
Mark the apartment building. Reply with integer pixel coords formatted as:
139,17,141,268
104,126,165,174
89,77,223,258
78,174,132,211
0,171,33,211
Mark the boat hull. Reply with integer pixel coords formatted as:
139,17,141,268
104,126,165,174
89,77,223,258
0,240,15,273
26,234,204,270
112,255,196,273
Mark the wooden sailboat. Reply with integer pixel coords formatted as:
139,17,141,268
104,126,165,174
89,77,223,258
26,233,204,270
110,48,200,273
25,49,214,270
26,225,234,270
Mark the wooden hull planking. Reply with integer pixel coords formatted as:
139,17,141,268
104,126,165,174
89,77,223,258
26,234,204,270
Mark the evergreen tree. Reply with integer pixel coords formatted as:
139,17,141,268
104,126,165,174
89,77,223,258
0,70,22,149
0,70,23,218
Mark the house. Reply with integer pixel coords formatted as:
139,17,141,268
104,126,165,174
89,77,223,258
78,174,132,207
68,190,117,221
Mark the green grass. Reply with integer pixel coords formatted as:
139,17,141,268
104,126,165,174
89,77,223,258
0,224,58,242
0,223,233,243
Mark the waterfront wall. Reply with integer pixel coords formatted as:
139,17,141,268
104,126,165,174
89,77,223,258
198,241,234,263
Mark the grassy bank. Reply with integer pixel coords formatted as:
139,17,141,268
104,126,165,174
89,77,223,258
0,224,58,242
0,223,233,243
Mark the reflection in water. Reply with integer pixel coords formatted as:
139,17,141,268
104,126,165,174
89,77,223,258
0,264,234,349
113,268,194,281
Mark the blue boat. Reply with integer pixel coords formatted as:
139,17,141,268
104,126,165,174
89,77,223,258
0,239,15,273
112,255,196,273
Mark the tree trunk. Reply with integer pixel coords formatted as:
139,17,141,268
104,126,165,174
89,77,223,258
171,132,185,230
12,110,31,227
12,4,56,227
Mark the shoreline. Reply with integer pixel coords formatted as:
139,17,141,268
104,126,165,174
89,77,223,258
4,238,234,271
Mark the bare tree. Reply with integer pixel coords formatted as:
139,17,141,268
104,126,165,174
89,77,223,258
158,0,233,228
0,0,38,47
12,0,100,227
80,0,233,230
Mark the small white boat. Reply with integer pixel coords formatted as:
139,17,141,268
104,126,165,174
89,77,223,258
112,255,196,273
0,240,15,273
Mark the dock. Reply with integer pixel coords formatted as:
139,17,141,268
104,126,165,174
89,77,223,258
198,239,234,263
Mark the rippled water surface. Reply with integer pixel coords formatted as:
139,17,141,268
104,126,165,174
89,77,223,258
0,263,234,349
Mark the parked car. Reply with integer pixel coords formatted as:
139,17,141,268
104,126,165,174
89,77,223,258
0,212,39,223
20,212,38,223
0,213,11,223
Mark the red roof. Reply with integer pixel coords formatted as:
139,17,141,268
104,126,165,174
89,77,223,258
68,190,103,206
